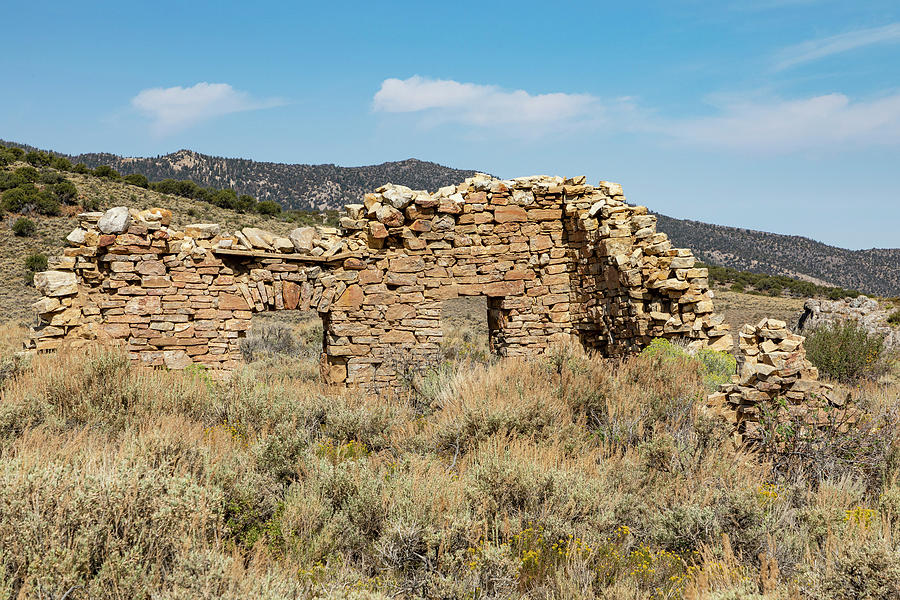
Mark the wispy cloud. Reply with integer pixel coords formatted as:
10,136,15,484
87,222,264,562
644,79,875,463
655,93,900,152
774,22,900,70
373,76,608,132
373,76,900,153
132,82,285,135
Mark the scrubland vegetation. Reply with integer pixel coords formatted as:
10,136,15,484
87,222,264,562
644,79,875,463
1,318,899,600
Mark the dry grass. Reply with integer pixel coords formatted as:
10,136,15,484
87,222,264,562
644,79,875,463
712,289,807,347
1,328,898,599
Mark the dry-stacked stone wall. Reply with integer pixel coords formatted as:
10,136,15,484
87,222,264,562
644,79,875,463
28,173,732,390
707,318,851,445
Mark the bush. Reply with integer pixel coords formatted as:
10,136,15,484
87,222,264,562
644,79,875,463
123,173,149,188
236,194,257,212
0,171,25,191
50,155,72,171
14,165,39,183
93,164,120,179
49,180,78,204
81,196,102,211
805,320,890,382
1,185,38,212
34,192,61,216
38,170,65,184
255,200,282,215
813,544,900,599
6,147,24,160
23,253,48,286
24,252,47,272
24,150,52,166
72,162,91,174
12,217,36,236
889,311,900,327
240,322,299,361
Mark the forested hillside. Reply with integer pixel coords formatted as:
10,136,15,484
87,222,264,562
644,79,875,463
656,214,900,296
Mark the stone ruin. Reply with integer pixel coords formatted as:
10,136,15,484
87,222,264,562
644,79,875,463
27,173,737,390
707,318,852,446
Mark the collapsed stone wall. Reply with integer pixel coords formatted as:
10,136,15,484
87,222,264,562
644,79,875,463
27,173,732,390
707,318,851,446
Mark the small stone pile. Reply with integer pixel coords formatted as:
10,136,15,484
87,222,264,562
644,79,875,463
799,295,899,349
707,318,850,445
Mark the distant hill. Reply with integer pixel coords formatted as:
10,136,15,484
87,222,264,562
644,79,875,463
0,142,479,211
655,214,900,297
3,140,898,296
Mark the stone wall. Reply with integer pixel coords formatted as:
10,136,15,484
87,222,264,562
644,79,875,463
27,173,732,390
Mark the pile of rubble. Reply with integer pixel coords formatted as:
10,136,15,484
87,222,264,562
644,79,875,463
707,318,851,445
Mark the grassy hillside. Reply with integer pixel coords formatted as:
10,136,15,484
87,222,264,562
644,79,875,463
657,214,900,297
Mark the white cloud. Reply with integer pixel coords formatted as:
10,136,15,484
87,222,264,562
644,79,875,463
131,82,284,135
373,76,900,153
774,22,900,70
372,76,603,130
656,93,900,152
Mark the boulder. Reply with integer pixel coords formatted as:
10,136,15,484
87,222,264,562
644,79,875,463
241,227,275,250
273,237,294,252
97,206,131,234
34,271,78,297
376,205,404,227
184,224,221,239
66,228,86,246
289,227,319,253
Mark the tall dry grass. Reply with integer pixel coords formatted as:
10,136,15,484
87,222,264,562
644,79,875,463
0,329,898,599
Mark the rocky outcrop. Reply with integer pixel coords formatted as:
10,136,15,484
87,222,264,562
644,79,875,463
26,173,732,389
798,295,899,349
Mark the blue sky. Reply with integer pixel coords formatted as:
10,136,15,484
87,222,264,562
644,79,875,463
2,0,899,249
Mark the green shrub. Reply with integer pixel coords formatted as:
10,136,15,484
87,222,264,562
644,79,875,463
805,320,889,382
49,180,78,204
93,164,120,179
38,170,65,184
255,200,282,215
1,185,38,212
889,311,900,327
23,253,48,286
12,217,36,237
14,165,39,183
123,173,149,188
34,192,61,216
640,338,736,392
24,150,51,166
50,155,72,171
72,162,91,174
0,171,25,191
236,194,257,212
6,147,24,160
81,196,102,211
24,252,47,272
